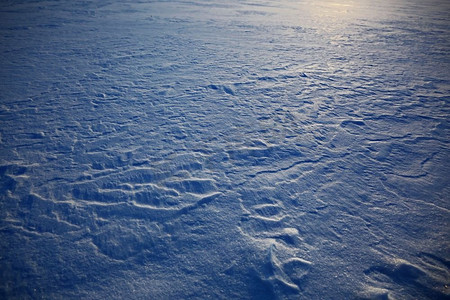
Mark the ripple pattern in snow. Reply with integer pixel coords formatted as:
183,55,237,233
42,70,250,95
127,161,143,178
1,0,449,299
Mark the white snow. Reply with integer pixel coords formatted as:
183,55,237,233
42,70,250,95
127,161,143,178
0,0,449,299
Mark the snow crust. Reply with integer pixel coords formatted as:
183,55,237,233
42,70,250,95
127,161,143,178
1,0,449,298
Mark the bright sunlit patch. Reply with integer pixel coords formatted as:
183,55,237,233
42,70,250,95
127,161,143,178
329,2,353,7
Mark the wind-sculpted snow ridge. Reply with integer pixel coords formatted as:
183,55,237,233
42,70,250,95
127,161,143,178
1,0,450,299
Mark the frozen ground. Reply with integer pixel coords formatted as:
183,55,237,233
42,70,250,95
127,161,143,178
1,0,449,299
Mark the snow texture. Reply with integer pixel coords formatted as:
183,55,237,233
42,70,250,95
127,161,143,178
0,0,449,299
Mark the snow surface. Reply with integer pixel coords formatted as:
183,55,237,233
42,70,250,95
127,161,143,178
1,0,449,299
